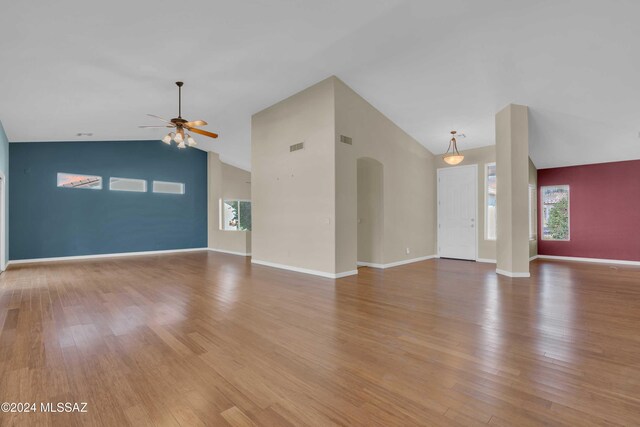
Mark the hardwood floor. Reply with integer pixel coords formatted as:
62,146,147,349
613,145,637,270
1,253,640,426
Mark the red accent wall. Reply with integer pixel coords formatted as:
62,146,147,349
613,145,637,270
537,159,640,261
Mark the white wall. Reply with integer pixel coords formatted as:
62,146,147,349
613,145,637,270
251,76,437,277
334,77,437,273
357,158,384,265
208,152,252,255
251,77,337,274
496,104,530,276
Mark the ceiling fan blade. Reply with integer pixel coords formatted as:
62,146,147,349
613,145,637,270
184,120,208,127
147,114,173,124
138,125,174,128
187,127,218,139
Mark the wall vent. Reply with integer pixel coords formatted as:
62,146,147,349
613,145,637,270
340,135,353,145
290,142,304,152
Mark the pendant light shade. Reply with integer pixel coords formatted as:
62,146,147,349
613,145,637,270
443,131,464,165
162,133,174,145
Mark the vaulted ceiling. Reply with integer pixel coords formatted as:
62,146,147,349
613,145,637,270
1,0,639,170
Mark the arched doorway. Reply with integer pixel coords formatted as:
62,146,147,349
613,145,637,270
357,158,384,266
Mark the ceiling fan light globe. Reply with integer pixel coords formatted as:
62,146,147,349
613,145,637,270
174,132,184,143
187,135,197,146
162,133,173,145
177,141,186,149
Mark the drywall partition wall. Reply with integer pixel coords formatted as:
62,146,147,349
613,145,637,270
357,157,384,265
251,77,337,275
252,76,437,276
538,159,640,261
207,152,252,255
10,140,207,260
435,145,496,261
495,104,530,277
529,157,538,259
0,122,8,270
334,77,436,272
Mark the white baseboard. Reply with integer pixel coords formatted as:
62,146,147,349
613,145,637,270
8,247,208,266
537,255,640,266
496,268,531,278
356,261,385,268
335,270,359,278
477,257,539,264
251,259,358,279
357,255,437,270
208,248,252,257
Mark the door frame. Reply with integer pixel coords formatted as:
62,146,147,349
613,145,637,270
437,164,478,261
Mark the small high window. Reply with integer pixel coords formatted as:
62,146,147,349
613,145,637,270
221,200,252,231
153,181,185,194
109,177,147,192
541,185,569,241
57,173,102,190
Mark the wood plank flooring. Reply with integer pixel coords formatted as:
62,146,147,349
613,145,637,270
1,253,640,426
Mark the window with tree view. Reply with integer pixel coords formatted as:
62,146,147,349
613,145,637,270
541,185,569,240
222,200,252,231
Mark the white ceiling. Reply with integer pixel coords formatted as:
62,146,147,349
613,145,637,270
1,0,639,170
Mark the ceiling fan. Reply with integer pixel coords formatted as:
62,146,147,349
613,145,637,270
139,81,218,148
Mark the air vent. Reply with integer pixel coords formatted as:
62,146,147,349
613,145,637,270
290,142,304,152
340,135,353,145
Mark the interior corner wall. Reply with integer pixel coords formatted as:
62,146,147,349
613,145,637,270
0,121,8,270
435,145,496,261
528,157,538,259
251,77,337,274
334,77,436,271
207,152,252,255
357,158,384,265
496,104,530,276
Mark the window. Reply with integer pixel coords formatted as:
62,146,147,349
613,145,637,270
153,181,185,194
485,163,497,240
541,185,569,240
109,177,147,192
529,185,537,240
57,172,102,190
221,200,252,231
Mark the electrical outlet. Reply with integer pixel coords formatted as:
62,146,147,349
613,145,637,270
406,247,410,254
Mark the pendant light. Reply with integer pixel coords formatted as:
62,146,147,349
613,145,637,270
443,130,464,165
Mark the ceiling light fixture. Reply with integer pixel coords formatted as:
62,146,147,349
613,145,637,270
139,81,219,149
443,130,464,165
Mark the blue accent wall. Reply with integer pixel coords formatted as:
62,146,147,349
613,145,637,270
0,122,8,268
10,140,207,260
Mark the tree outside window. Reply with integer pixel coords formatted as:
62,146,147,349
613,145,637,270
222,200,251,231
541,186,569,240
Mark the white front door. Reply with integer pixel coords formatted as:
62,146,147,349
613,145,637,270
437,165,477,261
